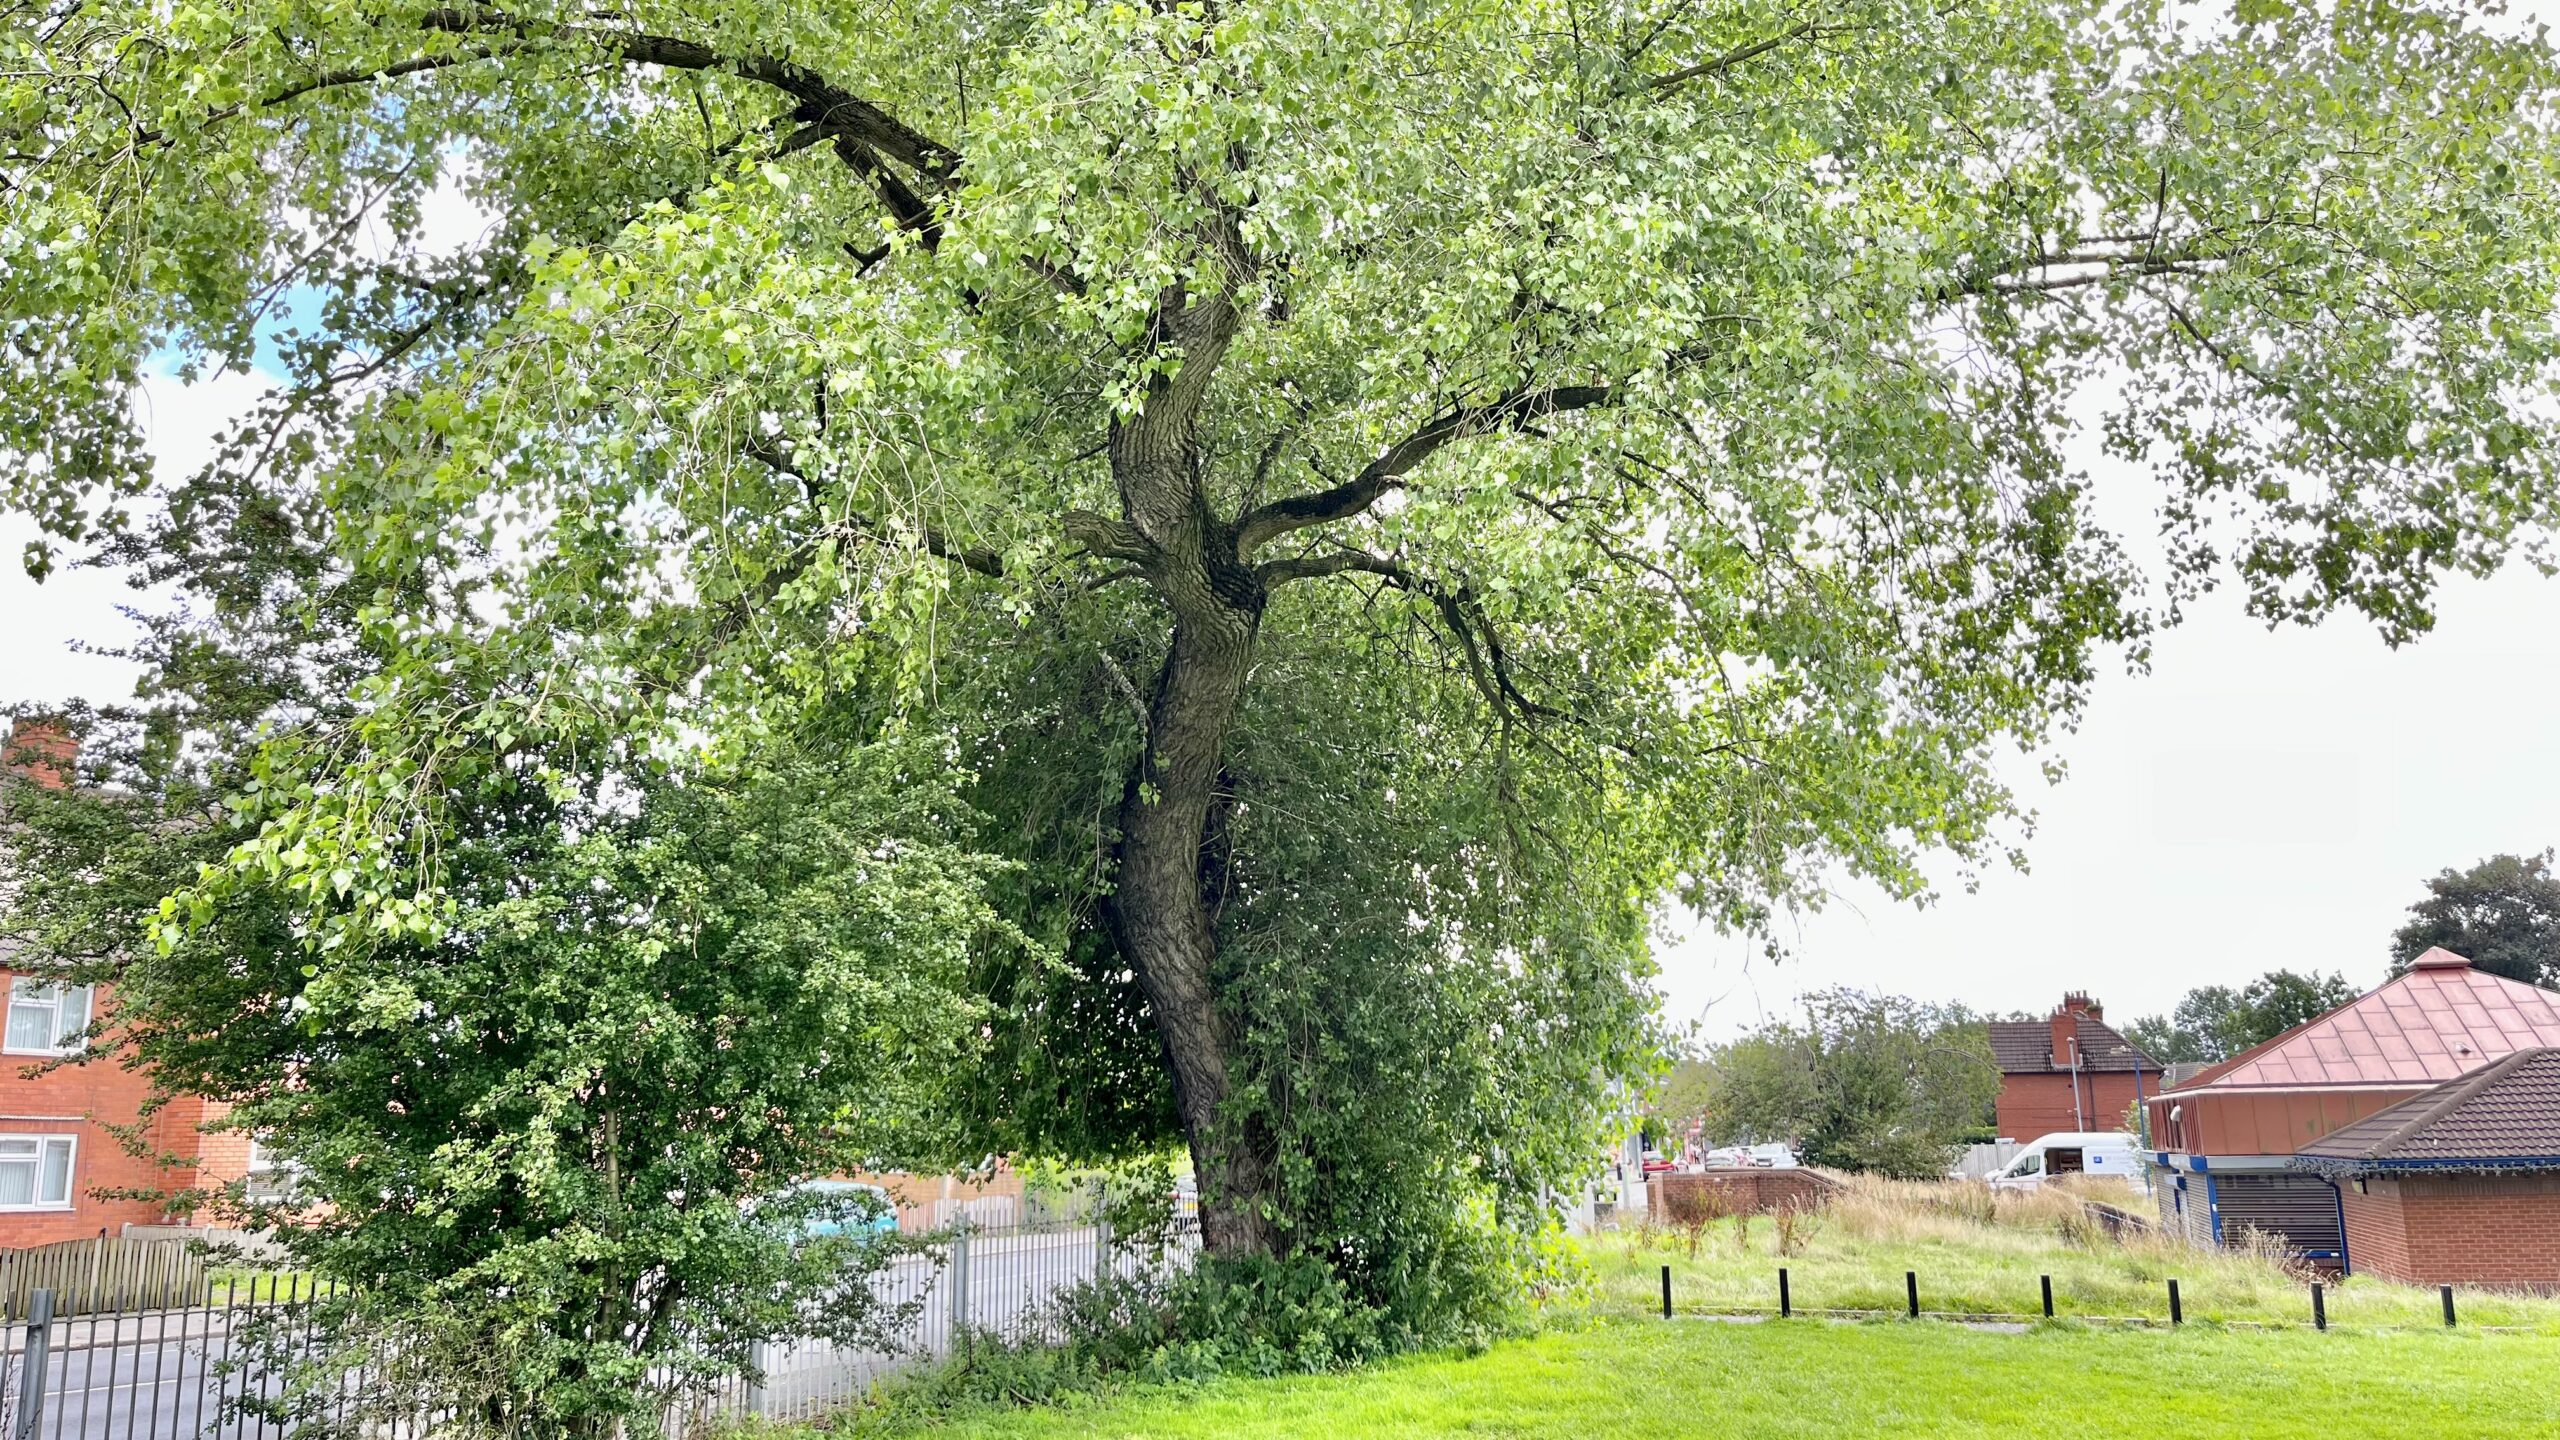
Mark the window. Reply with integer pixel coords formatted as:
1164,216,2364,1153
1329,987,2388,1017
243,1137,302,1202
2009,1150,2044,1179
4,979,92,1054
0,1135,75,1210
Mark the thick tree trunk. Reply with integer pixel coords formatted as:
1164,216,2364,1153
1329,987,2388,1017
1104,609,1280,1260
1094,281,1283,1260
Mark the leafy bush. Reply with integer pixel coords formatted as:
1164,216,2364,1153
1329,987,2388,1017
5,742,1015,1440
854,1239,1551,1427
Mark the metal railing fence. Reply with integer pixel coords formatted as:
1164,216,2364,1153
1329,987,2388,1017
0,1217,1200,1440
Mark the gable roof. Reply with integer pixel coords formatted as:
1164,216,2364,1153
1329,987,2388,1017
2176,948,2560,1092
1987,1015,2158,1074
2293,1047,2560,1174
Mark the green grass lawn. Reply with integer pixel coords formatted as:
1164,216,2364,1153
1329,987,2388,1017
205,1267,329,1303
1582,1176,2560,1331
847,1319,2560,1438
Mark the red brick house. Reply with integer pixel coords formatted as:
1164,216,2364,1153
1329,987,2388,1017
0,978,229,1244
2145,949,2560,1273
1,720,248,1244
2292,1047,2560,1289
1987,994,2161,1141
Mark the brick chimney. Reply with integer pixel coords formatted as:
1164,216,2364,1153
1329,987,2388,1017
5,717,76,790
2050,992,2097,1068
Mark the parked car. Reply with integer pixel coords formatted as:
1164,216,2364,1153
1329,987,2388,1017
1702,1142,1800,1169
1985,1132,2143,1192
789,1179,902,1237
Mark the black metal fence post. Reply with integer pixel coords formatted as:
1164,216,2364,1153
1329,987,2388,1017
1659,1265,1672,1320
1905,1271,1919,1320
13,1287,52,1440
1779,1268,1791,1318
2167,1279,2183,1326
2040,1274,2054,1319
2441,1285,2457,1328
2311,1282,2327,1331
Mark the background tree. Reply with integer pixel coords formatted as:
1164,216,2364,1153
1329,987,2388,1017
1652,1058,1720,1150
2390,851,2560,986
12,0,2560,1338
2125,970,2359,1063
1696,991,1997,1178
1,687,1015,1435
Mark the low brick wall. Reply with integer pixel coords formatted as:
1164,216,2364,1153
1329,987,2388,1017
1650,1168,1839,1221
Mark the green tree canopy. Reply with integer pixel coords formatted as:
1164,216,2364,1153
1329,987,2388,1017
11,0,2560,1334
1693,990,1996,1177
2390,851,2560,987
2124,969,2360,1063
1,730,1012,1434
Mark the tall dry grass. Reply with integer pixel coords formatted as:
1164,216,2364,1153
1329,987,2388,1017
1584,1173,2560,1330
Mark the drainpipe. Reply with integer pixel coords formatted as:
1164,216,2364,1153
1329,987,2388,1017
2069,1037,2085,1130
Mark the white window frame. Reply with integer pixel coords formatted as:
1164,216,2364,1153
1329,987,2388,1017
243,1137,302,1202
0,1133,77,1211
4,978,94,1056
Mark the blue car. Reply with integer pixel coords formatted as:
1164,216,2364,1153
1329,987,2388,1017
791,1179,902,1238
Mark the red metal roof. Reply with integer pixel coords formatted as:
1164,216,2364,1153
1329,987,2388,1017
2293,1047,2560,1172
2175,949,2560,1091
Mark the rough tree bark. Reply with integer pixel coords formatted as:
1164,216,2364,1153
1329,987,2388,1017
1089,280,1287,1260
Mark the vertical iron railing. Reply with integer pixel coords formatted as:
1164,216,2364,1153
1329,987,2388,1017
0,1214,1203,1440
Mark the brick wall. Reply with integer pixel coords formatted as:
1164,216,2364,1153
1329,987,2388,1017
1,980,205,1245
2341,1174,2560,1289
2339,1183,2412,1280
4,729,220,1245
192,1106,252,1197
1996,1070,2152,1141
1650,1168,1838,1221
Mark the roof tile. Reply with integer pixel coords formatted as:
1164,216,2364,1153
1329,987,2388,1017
1987,1014,2160,1075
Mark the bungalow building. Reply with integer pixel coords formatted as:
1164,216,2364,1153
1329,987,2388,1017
1988,993,2161,1142
2292,1047,2560,1288
2145,948,2560,1274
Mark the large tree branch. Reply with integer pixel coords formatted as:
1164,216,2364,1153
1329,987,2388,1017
1233,381,1616,556
166,14,971,264
256,44,526,108
1649,19,1829,93
416,9,959,180
1062,508,1157,563
1260,549,1559,724
741,438,1005,578
1941,242,2228,301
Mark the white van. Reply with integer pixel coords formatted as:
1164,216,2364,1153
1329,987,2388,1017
1986,1131,2144,1192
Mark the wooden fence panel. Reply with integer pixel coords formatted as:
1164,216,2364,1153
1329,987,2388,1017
0,1236,208,1317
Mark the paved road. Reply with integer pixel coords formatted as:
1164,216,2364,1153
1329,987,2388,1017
8,1308,290,1440
4,1226,1188,1440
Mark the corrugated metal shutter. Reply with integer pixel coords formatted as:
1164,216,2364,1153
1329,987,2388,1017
2179,1175,2214,1249
2212,1173,2342,1256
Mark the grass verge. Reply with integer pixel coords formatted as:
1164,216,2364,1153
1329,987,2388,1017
839,1318,2560,1438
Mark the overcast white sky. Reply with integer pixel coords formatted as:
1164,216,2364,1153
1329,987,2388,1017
1659,557,2560,1039
8,29,2560,1043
